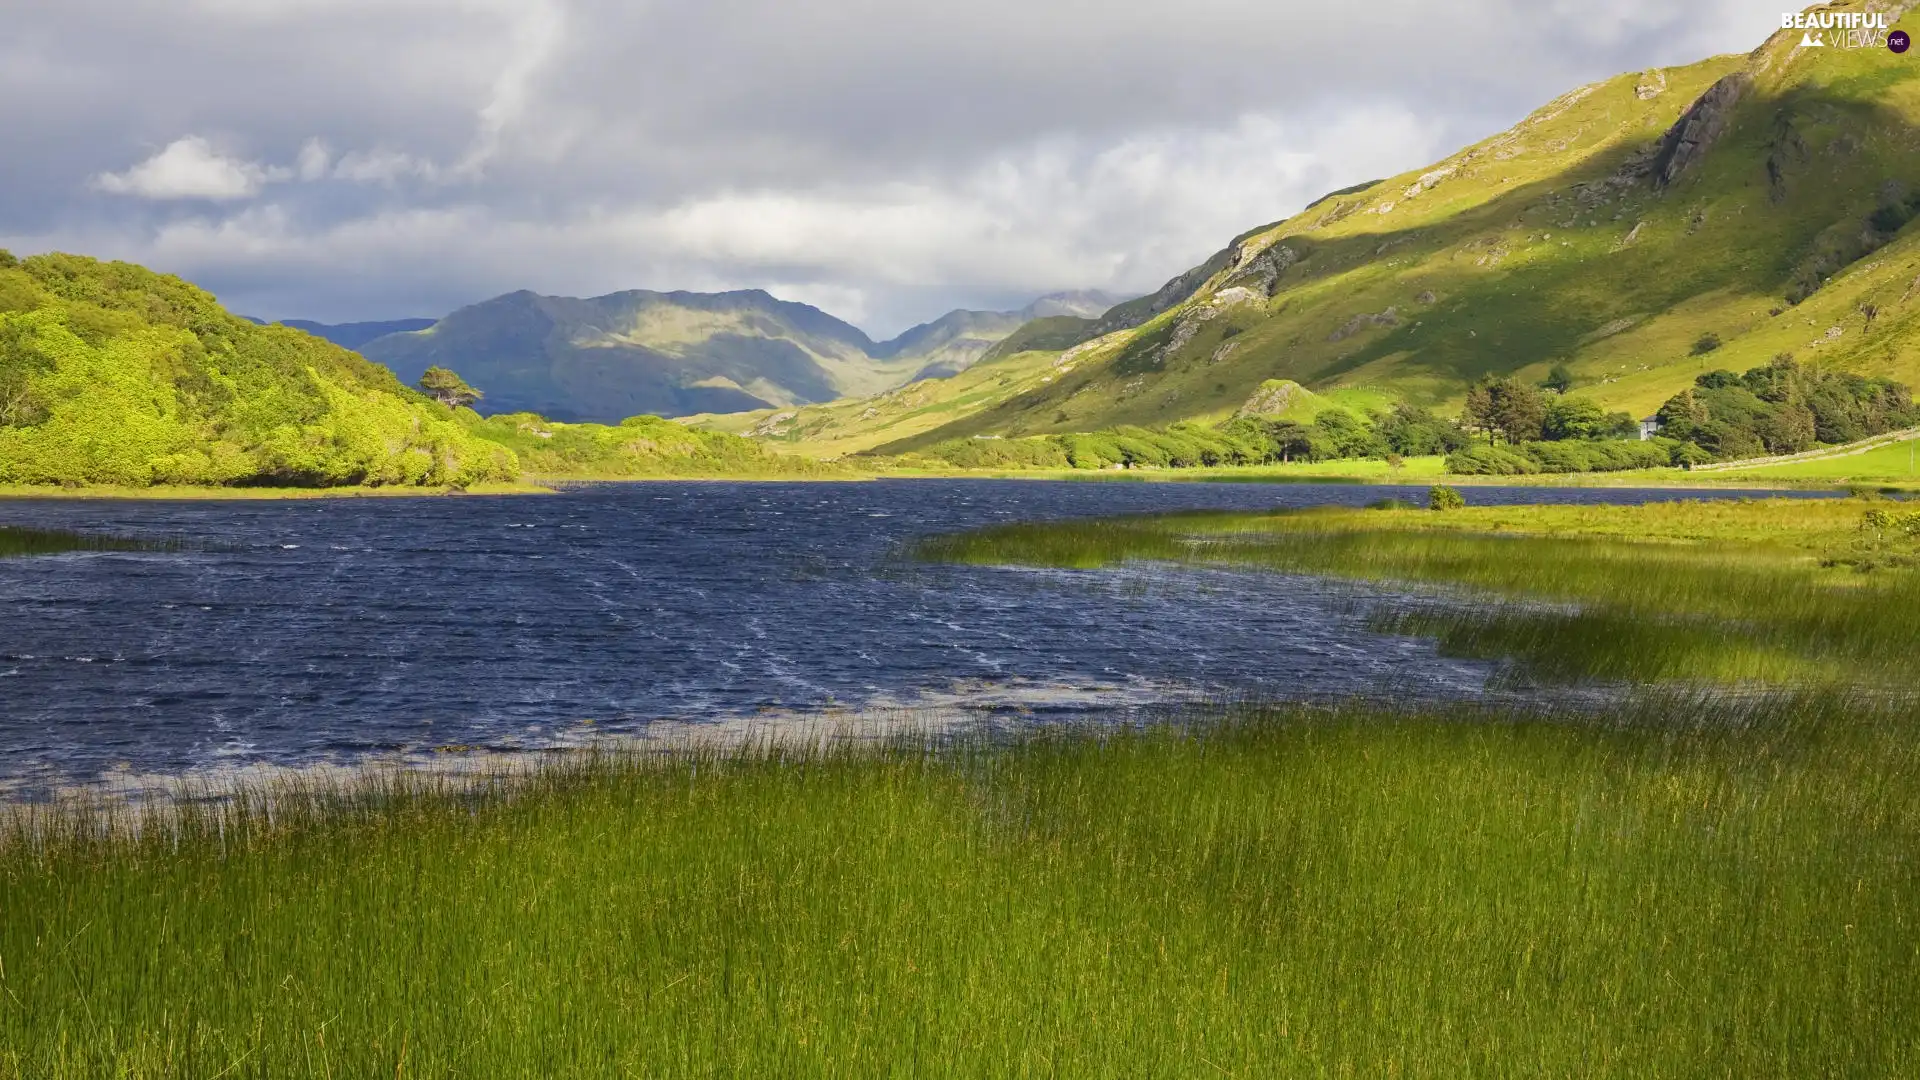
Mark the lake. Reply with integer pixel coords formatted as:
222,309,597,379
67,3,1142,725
0,480,1815,795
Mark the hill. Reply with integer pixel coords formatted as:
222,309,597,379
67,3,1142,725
0,251,515,488
359,289,892,423
276,318,436,350
876,291,1124,382
357,288,1126,424
689,341,1095,457
866,1,1920,452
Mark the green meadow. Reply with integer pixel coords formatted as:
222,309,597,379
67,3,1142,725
6,495,1920,1076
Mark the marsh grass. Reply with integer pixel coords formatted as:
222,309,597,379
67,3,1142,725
3,695,1918,1077
0,526,194,559
915,499,1920,685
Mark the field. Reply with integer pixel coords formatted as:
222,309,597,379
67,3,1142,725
1714,432,1920,483
4,495,1918,1076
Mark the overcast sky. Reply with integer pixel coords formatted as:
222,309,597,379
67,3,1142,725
2,0,1788,336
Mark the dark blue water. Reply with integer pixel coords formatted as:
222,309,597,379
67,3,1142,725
0,480,1816,792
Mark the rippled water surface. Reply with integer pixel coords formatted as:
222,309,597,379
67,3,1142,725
0,480,1813,791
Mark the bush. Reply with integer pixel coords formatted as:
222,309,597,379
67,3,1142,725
1428,485,1466,511
1445,445,1541,475
1446,438,1674,476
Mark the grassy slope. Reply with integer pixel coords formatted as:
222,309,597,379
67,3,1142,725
685,344,1092,457
0,254,518,488
867,3,1920,451
1718,428,1920,480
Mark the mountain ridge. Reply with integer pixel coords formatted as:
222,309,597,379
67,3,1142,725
353,286,1128,422
850,0,1920,453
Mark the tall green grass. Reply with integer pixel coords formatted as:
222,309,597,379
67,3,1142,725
3,696,1918,1077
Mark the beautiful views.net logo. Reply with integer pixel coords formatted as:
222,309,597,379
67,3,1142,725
1783,10,1894,49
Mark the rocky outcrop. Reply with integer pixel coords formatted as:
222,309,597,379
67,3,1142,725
1327,308,1401,342
1234,379,1310,417
1220,243,1300,296
1650,73,1751,189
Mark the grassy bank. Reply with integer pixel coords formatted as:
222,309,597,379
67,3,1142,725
916,497,1917,685
4,696,1917,1077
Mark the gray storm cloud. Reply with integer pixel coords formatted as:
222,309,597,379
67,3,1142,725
3,0,1786,335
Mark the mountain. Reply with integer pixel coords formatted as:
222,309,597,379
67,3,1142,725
276,318,437,350
875,291,1127,382
358,288,896,422
0,252,515,487
357,287,1125,423
864,1,1920,452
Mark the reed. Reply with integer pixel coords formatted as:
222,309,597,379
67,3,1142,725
3,695,1916,1077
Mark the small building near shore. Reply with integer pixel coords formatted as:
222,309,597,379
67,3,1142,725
1639,415,1663,441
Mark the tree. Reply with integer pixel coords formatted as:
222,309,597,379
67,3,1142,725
1377,403,1471,456
419,366,482,409
1542,363,1575,394
1463,376,1546,445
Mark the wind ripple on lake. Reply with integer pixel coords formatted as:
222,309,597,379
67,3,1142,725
0,479,1808,793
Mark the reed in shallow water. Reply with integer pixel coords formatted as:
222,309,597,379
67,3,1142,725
914,497,1920,685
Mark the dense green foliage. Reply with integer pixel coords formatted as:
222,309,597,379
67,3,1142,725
1446,437,1687,475
1657,354,1920,460
465,412,840,478
902,406,1469,472
0,252,517,488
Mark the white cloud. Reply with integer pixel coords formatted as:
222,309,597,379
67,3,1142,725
91,136,290,201
332,148,442,185
17,0,1796,332
295,137,331,181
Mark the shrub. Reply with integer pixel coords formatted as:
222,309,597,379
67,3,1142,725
1445,445,1540,475
1428,485,1466,511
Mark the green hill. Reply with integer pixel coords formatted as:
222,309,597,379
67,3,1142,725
870,2,1920,451
0,252,516,488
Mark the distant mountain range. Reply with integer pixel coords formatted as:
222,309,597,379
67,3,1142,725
276,290,1124,422
277,318,436,350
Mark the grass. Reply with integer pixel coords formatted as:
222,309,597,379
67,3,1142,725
915,497,1920,685
1717,432,1920,483
3,696,1918,1077
0,526,194,558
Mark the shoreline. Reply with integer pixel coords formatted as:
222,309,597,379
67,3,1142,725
1,468,1899,501
0,479,559,501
